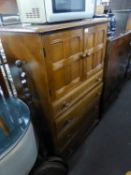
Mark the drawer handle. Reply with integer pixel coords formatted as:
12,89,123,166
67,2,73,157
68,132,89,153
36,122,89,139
97,92,101,96
95,105,99,110
61,101,70,110
86,51,92,57
67,134,71,138
63,119,72,128
82,53,87,59
96,78,102,82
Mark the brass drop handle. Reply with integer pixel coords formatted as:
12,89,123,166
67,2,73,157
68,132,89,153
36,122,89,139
82,51,91,58
63,119,72,127
97,92,101,96
86,51,92,57
62,101,70,110
82,53,87,58
67,134,71,138
96,78,102,82
95,105,99,110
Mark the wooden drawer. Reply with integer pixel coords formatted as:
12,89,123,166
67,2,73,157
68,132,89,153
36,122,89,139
59,106,99,155
53,70,103,118
56,83,103,149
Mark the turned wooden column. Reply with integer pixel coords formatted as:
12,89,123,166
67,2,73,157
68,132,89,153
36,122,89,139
0,56,9,97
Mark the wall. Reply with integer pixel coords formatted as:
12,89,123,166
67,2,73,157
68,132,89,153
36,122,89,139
0,0,18,13
109,0,131,10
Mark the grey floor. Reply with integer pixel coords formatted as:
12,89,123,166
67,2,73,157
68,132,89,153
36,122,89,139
69,80,131,175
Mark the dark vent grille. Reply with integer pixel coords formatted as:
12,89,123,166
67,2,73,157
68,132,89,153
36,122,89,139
26,8,40,19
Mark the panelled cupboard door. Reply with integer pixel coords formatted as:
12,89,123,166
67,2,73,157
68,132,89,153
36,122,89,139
43,29,83,101
84,24,107,79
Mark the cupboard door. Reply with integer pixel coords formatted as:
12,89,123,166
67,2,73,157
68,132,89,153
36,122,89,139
43,29,83,101
84,24,107,78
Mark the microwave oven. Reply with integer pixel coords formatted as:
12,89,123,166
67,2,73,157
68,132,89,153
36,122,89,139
16,0,96,23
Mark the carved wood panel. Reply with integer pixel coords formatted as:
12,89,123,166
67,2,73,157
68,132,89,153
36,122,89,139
84,24,107,79
43,29,83,101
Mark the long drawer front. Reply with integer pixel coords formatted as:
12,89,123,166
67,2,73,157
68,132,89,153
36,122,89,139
53,70,103,118
55,83,103,153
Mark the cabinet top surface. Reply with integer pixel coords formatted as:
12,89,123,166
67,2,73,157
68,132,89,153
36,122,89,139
108,31,131,42
0,18,109,34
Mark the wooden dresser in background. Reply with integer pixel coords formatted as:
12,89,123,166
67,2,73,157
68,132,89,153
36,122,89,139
102,32,131,112
0,19,108,156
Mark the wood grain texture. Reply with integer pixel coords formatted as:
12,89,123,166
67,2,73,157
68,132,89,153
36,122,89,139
0,20,108,155
43,29,83,101
84,24,107,79
102,32,131,111
0,18,109,33
0,33,58,151
0,117,9,135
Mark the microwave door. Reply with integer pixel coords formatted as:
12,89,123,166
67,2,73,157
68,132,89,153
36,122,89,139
45,0,96,23
52,0,85,13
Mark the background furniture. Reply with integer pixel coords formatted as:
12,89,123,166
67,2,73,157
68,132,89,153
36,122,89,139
0,0,18,13
102,32,131,111
113,10,131,35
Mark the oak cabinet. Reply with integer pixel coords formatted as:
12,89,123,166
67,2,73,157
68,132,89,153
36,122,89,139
0,19,108,155
43,24,107,118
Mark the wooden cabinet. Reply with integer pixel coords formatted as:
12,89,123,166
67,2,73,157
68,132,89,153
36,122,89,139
0,19,108,155
56,83,103,152
102,32,131,112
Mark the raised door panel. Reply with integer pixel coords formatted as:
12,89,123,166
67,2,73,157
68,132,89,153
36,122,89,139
84,24,107,79
43,29,83,101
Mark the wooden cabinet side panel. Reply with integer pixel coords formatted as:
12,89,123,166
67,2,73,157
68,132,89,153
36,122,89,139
0,33,57,142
